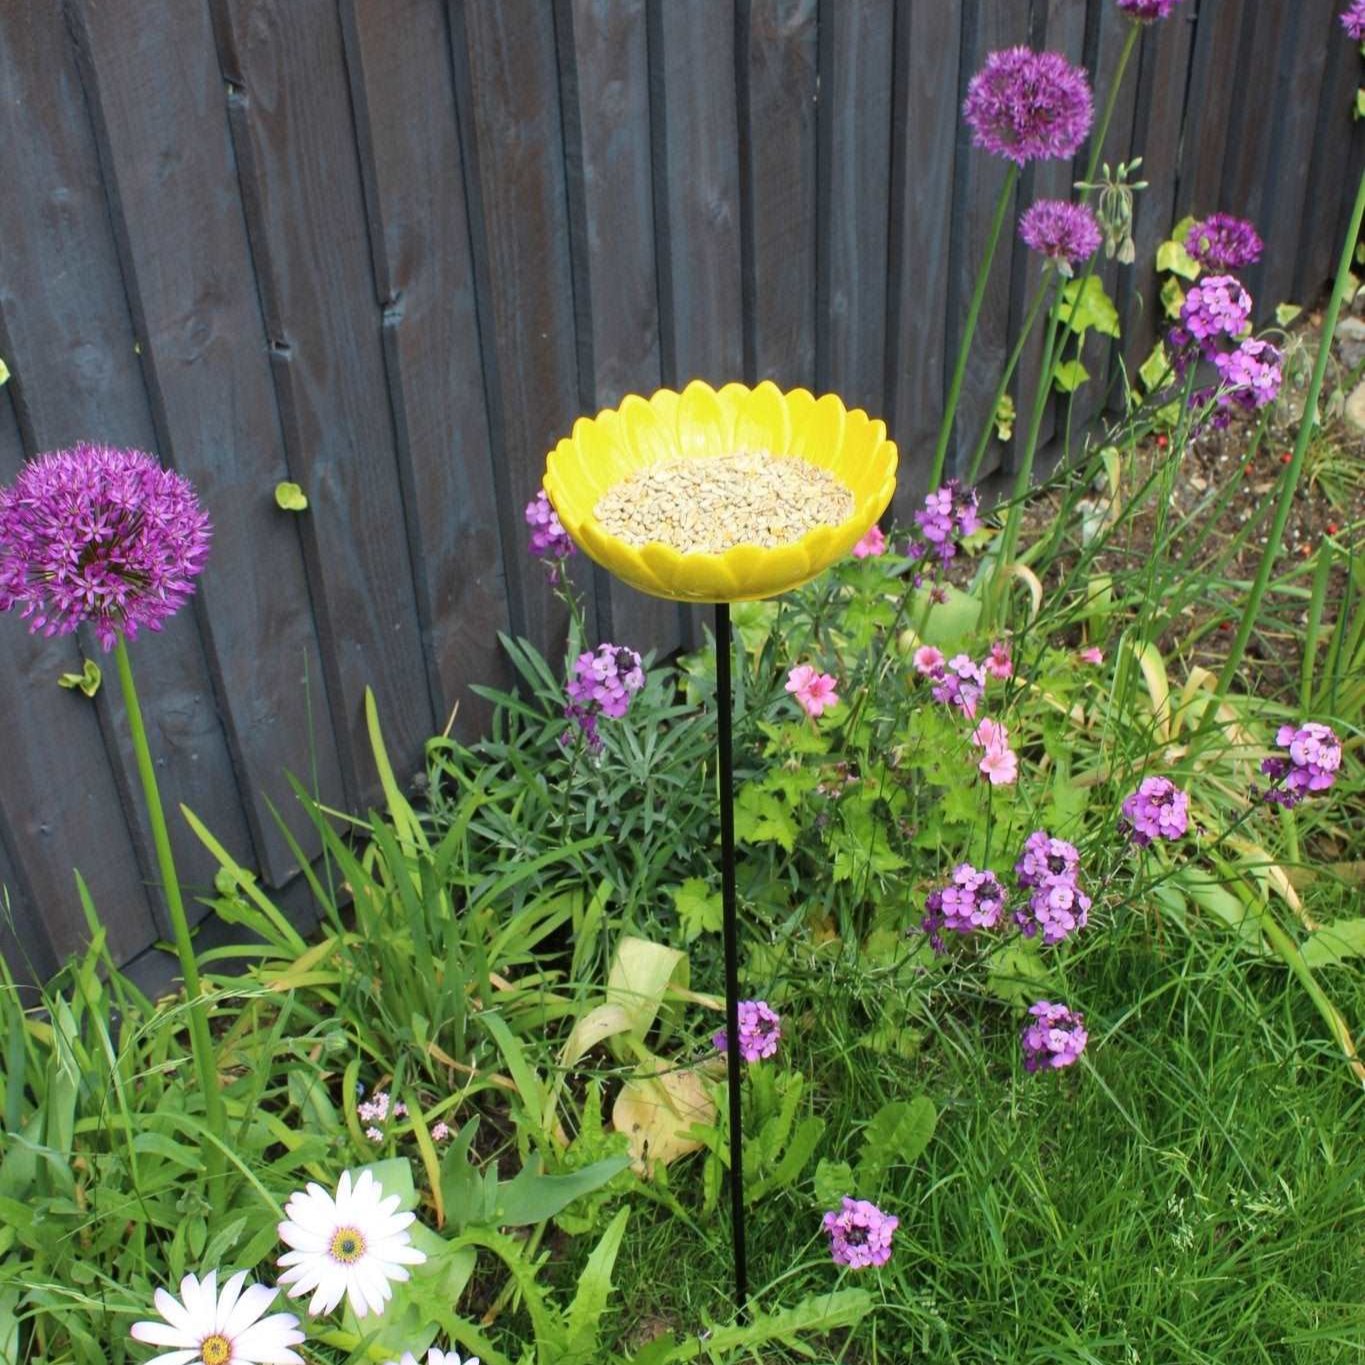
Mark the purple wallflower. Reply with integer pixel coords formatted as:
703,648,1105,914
1260,722,1342,807
1213,337,1283,411
564,642,644,751
1021,1001,1088,1072
1015,831,1082,887
1120,776,1190,846
1342,1,1365,42
713,1000,781,1062
1179,275,1252,348
922,864,1007,952
1014,830,1090,945
526,489,576,580
1019,200,1103,274
963,48,1095,167
1186,213,1264,270
1116,0,1184,19
911,480,980,567
822,1197,899,1269
0,443,210,651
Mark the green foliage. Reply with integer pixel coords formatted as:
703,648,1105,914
56,657,102,697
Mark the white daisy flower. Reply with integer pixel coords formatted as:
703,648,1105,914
384,1350,479,1365
129,1269,305,1365
277,1167,426,1318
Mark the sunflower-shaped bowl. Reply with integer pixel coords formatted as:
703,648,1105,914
544,379,898,603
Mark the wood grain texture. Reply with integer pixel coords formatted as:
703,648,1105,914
69,0,343,885
0,3,252,948
210,0,436,802
1177,1,1247,221
742,0,818,389
339,0,514,734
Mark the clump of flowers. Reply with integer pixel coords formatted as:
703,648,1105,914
971,716,1018,786
525,489,576,581
1014,830,1091,945
131,1270,305,1365
822,1197,899,1269
1021,1001,1088,1072
1173,274,1252,352
962,48,1094,166
713,1000,781,1062
922,863,1007,952
564,643,645,751
909,480,980,567
1212,337,1283,410
787,663,840,718
1341,1,1365,42
1116,0,1185,20
357,1089,408,1143
927,652,985,719
851,524,886,558
1018,199,1103,274
984,640,1013,680
1120,776,1190,846
1186,213,1264,270
1260,722,1342,807
0,442,211,650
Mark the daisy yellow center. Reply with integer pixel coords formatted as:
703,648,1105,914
200,1334,232,1365
329,1225,367,1264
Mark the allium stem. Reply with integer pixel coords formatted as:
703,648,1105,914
114,637,225,1183
930,162,1020,490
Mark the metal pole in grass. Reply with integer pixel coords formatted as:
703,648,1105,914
714,601,749,1319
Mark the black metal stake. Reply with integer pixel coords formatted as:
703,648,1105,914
714,601,749,1320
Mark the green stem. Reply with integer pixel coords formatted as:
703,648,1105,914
930,163,1020,490
114,637,225,1185
1080,25,1141,194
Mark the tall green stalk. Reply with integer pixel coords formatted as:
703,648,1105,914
114,637,225,1185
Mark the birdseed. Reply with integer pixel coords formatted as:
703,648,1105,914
594,450,854,554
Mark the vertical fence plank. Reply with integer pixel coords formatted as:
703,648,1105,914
555,0,680,657
817,0,894,417
886,0,963,511
69,0,343,885
1177,1,1248,220
0,811,55,990
338,0,514,735
742,0,818,389
210,0,436,802
0,4,253,947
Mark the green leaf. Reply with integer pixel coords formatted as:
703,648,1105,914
495,1154,633,1227
660,1289,872,1361
734,783,797,852
993,392,1016,442
563,1207,629,1363
0,357,9,387
1355,87,1365,121
1276,302,1303,327
1052,359,1090,394
274,480,309,511
1156,238,1201,280
983,935,1051,1007
857,1096,936,1184
57,658,102,698
1300,919,1365,969
1160,275,1187,320
814,1158,854,1208
1060,276,1120,338
1139,343,1171,393
670,877,721,942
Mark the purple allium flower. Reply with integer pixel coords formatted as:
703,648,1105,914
526,489,576,580
712,1000,781,1062
822,1197,899,1269
1021,1001,1088,1072
1213,337,1283,411
963,48,1095,167
0,443,210,652
1019,199,1103,272
922,864,1007,951
1179,274,1252,348
1120,776,1190,846
1115,0,1184,20
1186,213,1264,270
1260,722,1342,807
1342,0,1365,42
564,642,644,751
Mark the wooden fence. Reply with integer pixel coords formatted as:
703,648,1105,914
0,0,1358,985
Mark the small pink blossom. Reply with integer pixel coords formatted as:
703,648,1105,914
979,748,1019,785
786,664,840,718
985,640,1013,679
851,525,886,558
1077,646,1104,665
972,718,1010,751
913,645,945,676
431,1121,451,1141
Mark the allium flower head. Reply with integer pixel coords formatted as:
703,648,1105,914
1019,199,1103,273
277,1168,426,1318
1120,776,1190,846
786,663,840,718
525,489,576,580
1341,1,1365,42
1260,722,1342,806
851,524,886,558
822,1197,899,1269
1186,213,1264,270
1179,274,1252,346
0,443,210,651
130,1270,305,1365
1021,1001,1088,1071
922,863,1007,950
713,1000,781,1062
963,48,1094,167
1116,0,1184,20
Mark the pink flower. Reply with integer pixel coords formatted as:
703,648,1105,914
913,645,945,676
971,718,1010,751
979,748,1019,785
1077,646,1104,665
786,664,840,718
985,640,1013,679
851,525,886,558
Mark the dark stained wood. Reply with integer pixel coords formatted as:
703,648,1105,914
0,3,253,946
1177,0,1247,221
210,0,436,802
338,0,515,732
817,0,894,418
742,0,818,389
69,0,343,885
886,0,963,510
0,808,55,990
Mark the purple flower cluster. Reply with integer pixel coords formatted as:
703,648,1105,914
922,863,1007,952
1120,776,1190,847
1177,274,1252,346
564,642,644,751
962,48,1095,167
1019,199,1103,273
1186,214,1264,271
1212,338,1283,410
1342,1,1365,42
928,652,986,719
1014,830,1091,945
713,999,781,1062
822,1197,899,1269
1115,0,1184,20
0,443,211,651
1260,722,1342,807
525,489,576,581
909,480,980,567
1021,1001,1088,1072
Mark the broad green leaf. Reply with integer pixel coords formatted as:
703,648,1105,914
494,1154,632,1227
274,480,309,511
1160,275,1186,319
563,1207,630,1362
983,936,1051,1007
1052,358,1089,394
57,657,102,698
659,1289,872,1360
1139,343,1171,393
1300,919,1365,969
1060,276,1120,338
670,877,721,942
857,1096,936,1184
1277,302,1303,327
1156,238,1201,280
734,783,797,852
814,1158,854,1208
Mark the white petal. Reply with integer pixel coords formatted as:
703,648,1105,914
130,1320,194,1349
222,1282,277,1339
142,1350,199,1365
307,1275,344,1318
232,1314,306,1365
214,1270,250,1332
150,1287,197,1339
